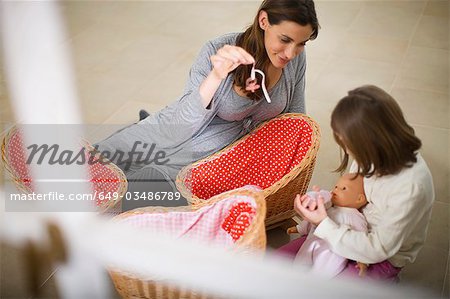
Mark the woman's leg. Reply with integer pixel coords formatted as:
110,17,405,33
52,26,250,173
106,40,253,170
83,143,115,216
122,166,188,211
94,122,159,173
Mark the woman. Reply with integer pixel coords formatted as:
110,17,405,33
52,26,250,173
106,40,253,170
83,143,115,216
280,85,435,281
95,0,320,210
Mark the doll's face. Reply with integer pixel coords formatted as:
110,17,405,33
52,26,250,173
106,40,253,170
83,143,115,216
331,174,367,209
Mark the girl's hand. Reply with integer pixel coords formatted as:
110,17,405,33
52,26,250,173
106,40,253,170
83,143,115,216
210,45,255,80
294,194,328,226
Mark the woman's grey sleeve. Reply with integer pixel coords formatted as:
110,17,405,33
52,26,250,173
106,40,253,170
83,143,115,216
153,41,219,138
287,51,306,114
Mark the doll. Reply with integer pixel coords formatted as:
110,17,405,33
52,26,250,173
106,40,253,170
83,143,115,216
287,173,368,278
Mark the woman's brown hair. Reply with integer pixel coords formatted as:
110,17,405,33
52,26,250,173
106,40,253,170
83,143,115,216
331,85,422,177
234,0,319,101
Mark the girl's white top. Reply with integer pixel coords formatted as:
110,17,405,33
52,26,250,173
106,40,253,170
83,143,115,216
314,153,434,267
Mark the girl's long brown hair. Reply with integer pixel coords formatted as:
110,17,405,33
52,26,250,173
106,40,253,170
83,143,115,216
234,0,319,101
331,85,422,177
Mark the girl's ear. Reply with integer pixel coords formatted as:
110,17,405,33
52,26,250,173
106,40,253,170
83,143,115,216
258,10,269,30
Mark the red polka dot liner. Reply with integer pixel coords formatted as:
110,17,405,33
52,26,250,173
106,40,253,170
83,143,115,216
188,117,313,199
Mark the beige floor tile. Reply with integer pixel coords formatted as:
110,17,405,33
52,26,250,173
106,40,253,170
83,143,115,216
0,81,14,124
80,95,137,125
443,254,449,297
66,2,185,74
106,1,183,32
83,124,127,147
400,245,448,296
102,100,164,125
411,15,449,50
390,87,449,129
396,46,449,93
307,56,398,102
414,125,449,204
310,155,341,195
306,26,348,61
75,30,198,124
405,45,449,70
0,48,4,71
306,56,329,87
154,2,256,45
314,1,364,28
334,34,409,65
106,33,190,80
76,68,150,124
425,201,450,252
349,2,423,41
223,1,261,25
131,51,197,107
424,0,449,18
365,0,427,15
69,22,139,74
305,99,342,189
60,1,119,39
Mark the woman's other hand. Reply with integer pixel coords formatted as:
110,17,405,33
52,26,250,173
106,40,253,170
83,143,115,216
294,193,327,226
200,45,254,108
210,45,255,79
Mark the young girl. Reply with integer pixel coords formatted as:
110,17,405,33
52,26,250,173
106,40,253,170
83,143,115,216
279,85,435,282
94,0,320,210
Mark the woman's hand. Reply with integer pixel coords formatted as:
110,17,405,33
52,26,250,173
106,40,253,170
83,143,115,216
210,45,255,80
294,193,328,226
199,45,254,108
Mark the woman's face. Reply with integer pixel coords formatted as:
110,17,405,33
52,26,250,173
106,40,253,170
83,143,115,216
259,11,313,69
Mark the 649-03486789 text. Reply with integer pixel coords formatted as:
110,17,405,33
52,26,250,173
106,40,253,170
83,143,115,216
123,191,181,201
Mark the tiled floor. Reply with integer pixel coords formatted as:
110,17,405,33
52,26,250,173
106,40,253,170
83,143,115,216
0,0,448,298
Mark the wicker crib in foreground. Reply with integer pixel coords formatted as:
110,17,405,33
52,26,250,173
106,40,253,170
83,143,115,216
109,186,266,299
177,113,320,227
1,126,127,213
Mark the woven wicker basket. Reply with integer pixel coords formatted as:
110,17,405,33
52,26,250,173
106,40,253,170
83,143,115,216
1,126,127,213
176,113,320,227
109,186,266,299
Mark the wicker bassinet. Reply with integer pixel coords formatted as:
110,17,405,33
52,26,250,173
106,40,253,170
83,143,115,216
109,186,266,299
1,126,127,213
176,113,320,227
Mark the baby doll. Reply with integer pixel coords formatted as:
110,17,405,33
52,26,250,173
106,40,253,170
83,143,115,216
287,173,368,278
